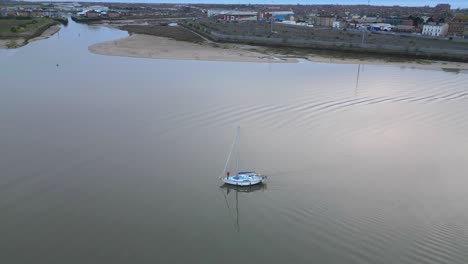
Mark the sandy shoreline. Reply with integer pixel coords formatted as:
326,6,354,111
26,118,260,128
28,25,61,43
0,24,61,49
89,34,296,63
88,32,468,70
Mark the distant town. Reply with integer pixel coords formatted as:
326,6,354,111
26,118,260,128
2,2,468,37
1,1,468,61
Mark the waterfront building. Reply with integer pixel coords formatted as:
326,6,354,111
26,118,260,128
107,11,120,18
422,23,449,37
313,16,336,27
448,22,465,37
85,10,100,18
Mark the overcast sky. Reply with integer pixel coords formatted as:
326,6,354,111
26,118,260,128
69,1,468,8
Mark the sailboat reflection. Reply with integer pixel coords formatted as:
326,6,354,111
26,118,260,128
220,183,267,232
355,63,361,96
221,183,267,193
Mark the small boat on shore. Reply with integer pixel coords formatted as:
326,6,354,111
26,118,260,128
220,127,267,186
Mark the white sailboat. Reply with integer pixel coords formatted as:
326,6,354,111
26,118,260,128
220,127,267,186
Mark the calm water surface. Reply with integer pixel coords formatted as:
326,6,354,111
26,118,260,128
1,20,468,264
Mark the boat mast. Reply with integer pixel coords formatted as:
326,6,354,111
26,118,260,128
236,129,240,174
220,127,240,179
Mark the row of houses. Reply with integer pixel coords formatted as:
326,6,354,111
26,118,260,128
76,5,177,19
332,16,468,38
76,6,122,18
0,8,47,18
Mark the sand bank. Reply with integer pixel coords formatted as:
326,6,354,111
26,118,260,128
0,24,61,49
88,34,295,63
89,32,468,70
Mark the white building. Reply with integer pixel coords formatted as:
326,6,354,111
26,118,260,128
422,23,449,37
371,23,394,31
281,20,314,27
333,21,343,28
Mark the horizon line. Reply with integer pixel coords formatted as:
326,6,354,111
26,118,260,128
11,0,467,9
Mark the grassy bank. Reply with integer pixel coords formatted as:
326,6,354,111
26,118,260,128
53,17,69,26
0,17,59,45
122,25,204,43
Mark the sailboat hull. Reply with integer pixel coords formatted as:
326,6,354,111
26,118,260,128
222,172,267,186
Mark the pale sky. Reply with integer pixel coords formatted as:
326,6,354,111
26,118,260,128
65,1,468,9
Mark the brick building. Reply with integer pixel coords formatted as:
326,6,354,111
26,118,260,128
86,10,100,18
107,11,120,18
448,22,465,37
313,16,336,27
